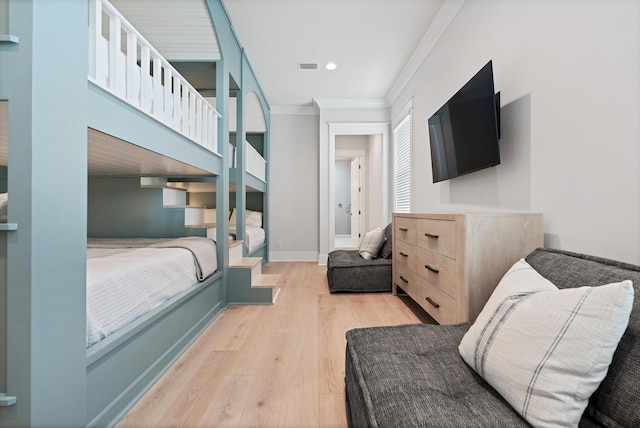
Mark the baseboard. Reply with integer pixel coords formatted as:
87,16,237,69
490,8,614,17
318,253,328,265
269,251,319,262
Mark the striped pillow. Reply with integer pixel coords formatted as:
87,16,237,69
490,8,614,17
359,227,385,260
458,259,634,428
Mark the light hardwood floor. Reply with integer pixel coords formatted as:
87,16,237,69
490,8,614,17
117,262,434,428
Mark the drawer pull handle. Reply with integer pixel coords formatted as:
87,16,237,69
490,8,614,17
399,275,409,283
425,233,439,239
399,251,409,257
424,264,439,274
399,227,409,232
426,297,440,308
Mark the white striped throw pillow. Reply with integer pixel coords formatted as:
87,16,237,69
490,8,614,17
359,227,385,260
458,259,634,428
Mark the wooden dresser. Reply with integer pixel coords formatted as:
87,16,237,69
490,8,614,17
392,212,543,325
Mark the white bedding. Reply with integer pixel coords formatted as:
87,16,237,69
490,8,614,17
207,227,265,252
243,227,266,252
86,237,217,348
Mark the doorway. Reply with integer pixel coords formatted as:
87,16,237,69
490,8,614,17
328,124,389,256
334,151,364,249
321,122,389,264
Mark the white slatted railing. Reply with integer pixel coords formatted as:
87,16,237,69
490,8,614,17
87,0,221,154
245,141,266,182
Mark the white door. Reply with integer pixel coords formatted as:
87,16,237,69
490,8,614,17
350,157,362,246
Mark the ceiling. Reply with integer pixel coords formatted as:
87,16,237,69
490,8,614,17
111,0,447,108
222,0,446,107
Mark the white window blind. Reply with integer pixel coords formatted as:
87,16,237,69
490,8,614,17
393,114,411,213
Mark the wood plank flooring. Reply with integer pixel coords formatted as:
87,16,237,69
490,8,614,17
117,262,434,428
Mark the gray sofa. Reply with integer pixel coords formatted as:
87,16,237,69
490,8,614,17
327,224,393,293
345,248,640,427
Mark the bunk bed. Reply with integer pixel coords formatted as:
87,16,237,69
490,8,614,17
1,0,271,426
85,1,226,425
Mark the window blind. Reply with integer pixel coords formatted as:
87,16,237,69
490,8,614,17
393,114,411,213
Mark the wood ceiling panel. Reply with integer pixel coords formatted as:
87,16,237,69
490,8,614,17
109,0,221,61
88,128,212,177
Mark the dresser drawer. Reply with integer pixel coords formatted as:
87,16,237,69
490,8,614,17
416,247,456,298
394,264,414,294
394,240,416,272
394,217,417,245
414,276,457,325
417,218,456,259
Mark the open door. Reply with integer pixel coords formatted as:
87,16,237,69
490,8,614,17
350,157,362,246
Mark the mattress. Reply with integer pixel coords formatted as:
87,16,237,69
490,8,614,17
86,237,217,348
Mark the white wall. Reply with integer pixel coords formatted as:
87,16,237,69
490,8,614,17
391,0,640,264
269,113,319,260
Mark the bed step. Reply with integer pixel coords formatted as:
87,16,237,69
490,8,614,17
271,287,281,304
162,187,188,207
230,256,263,279
140,177,168,188
140,177,189,206
228,258,280,304
253,273,280,288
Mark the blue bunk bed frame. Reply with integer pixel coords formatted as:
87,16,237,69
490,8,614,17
0,0,270,426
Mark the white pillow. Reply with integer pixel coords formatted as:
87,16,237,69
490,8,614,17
359,227,385,260
458,259,634,428
246,210,263,227
229,209,262,227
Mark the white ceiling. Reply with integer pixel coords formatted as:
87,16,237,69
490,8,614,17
222,0,447,107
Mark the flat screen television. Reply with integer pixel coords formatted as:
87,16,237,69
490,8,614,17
428,60,500,183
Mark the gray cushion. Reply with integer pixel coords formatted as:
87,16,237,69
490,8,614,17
525,248,640,428
379,223,393,259
345,324,530,428
327,250,391,293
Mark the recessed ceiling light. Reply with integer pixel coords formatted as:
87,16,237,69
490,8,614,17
325,62,337,71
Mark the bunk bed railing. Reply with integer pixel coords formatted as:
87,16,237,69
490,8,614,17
87,0,221,155
245,140,266,182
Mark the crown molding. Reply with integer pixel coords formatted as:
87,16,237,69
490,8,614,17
385,0,466,106
270,105,318,115
312,98,389,110
328,122,389,135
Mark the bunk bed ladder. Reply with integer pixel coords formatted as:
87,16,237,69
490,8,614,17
228,256,280,305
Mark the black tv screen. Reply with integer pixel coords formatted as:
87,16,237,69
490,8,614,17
428,60,500,183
